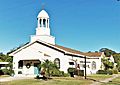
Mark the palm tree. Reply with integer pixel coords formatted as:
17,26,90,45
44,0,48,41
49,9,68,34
39,59,57,77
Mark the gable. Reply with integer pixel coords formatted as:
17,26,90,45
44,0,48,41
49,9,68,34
9,41,84,58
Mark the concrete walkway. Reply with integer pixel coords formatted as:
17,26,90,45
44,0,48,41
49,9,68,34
0,76,33,82
90,74,120,85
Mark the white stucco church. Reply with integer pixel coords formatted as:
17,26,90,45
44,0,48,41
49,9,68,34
9,9,104,77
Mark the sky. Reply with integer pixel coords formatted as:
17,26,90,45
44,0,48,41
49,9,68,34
0,0,120,54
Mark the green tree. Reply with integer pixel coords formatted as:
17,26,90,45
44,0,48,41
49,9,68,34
102,57,114,70
0,53,13,75
113,53,120,72
39,59,57,77
100,48,120,72
0,53,8,62
99,48,116,57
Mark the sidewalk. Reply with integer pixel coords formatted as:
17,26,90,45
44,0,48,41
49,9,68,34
0,76,33,82
90,74,120,85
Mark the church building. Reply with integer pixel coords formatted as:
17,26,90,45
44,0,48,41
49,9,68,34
9,9,103,77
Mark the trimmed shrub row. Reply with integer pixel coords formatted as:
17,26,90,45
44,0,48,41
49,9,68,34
67,67,84,77
97,69,118,75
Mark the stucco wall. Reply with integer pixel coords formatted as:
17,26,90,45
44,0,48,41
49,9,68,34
12,42,102,76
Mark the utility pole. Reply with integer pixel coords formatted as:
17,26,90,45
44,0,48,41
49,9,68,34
85,56,87,79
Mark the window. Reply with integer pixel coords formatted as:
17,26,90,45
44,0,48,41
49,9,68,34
43,19,46,27
54,58,60,69
40,19,42,27
92,61,96,70
69,62,74,65
18,60,23,69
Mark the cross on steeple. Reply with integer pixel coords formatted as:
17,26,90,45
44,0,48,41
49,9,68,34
42,3,45,10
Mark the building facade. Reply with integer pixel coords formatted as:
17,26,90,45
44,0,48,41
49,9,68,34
9,9,103,77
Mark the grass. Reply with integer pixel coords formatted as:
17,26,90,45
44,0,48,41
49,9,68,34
0,74,116,85
101,76,120,85
87,74,112,81
0,77,92,85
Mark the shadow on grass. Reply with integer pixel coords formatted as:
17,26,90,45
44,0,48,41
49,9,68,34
35,76,52,81
86,78,100,82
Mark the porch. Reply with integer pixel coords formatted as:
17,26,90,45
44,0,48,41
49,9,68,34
16,60,41,76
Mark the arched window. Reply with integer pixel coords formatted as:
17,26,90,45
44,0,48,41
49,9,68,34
43,19,46,27
54,58,60,69
18,60,23,69
92,61,96,70
39,19,42,27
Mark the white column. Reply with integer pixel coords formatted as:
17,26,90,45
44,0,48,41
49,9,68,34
14,60,19,75
41,18,43,27
45,18,47,28
38,18,40,27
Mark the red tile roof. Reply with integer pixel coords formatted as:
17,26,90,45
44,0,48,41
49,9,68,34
53,44,101,57
8,40,102,57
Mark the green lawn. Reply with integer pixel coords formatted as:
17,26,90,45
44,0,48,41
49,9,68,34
0,74,115,85
0,77,92,85
101,76,120,85
87,74,112,81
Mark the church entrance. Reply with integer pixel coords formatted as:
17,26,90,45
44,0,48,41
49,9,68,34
34,63,40,75
20,60,41,75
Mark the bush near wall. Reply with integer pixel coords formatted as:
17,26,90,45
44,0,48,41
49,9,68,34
97,70,113,75
97,70,107,74
67,68,75,73
107,70,113,75
51,69,63,77
67,68,84,76
112,69,118,74
74,69,84,76
0,70,4,75
1,69,14,75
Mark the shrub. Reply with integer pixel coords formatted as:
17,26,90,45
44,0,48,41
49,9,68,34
67,68,76,77
51,69,65,77
10,69,14,76
107,70,113,75
112,69,118,74
1,68,14,76
74,69,84,76
18,71,22,74
2,69,10,75
63,73,70,77
96,70,107,74
0,70,4,75
67,68,75,73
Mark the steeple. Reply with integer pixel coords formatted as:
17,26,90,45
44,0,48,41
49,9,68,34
36,10,50,35
31,9,55,44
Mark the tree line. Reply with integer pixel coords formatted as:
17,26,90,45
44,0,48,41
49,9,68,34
99,48,120,72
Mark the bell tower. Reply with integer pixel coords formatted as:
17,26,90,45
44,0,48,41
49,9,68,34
36,10,50,35
31,10,55,44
